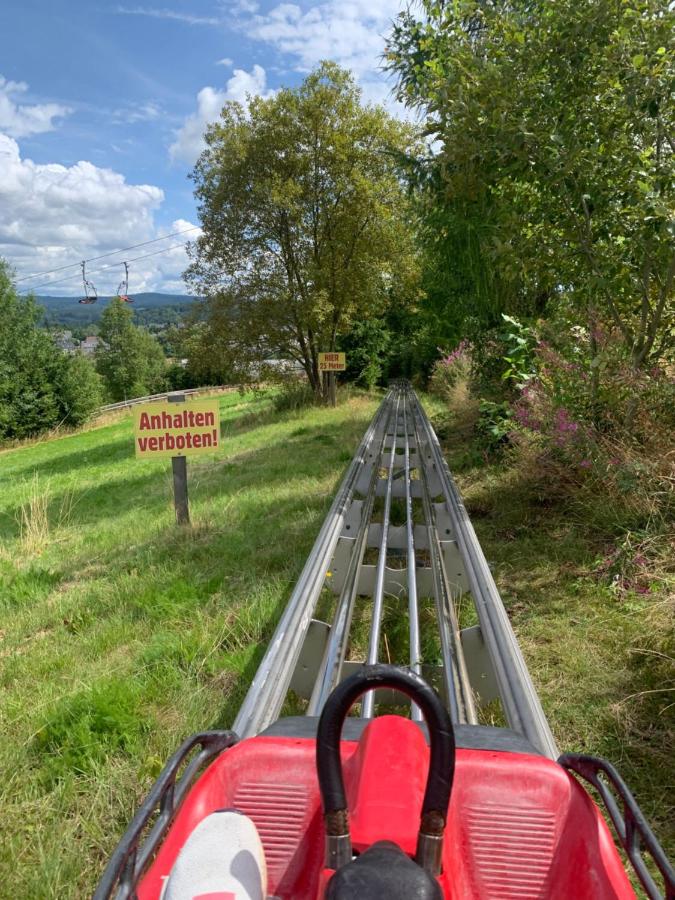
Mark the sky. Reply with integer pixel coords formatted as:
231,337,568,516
0,0,406,296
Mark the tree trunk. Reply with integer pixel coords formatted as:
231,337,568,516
588,308,601,430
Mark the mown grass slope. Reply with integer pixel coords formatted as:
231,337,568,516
0,389,379,897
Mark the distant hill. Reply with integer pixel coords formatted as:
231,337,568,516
36,293,200,327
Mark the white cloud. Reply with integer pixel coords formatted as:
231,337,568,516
247,0,400,75
0,76,71,138
0,133,199,294
169,65,274,164
228,0,259,13
112,101,162,124
237,0,405,111
216,58,233,67
115,6,221,26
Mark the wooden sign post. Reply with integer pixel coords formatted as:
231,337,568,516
318,352,346,407
168,394,190,525
133,393,221,525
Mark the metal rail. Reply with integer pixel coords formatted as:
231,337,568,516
234,383,558,757
413,394,557,757
362,392,399,719
97,386,231,415
232,395,392,738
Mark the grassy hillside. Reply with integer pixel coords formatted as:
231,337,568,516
0,390,671,897
0,389,379,897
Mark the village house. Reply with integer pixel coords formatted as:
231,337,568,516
53,330,78,353
79,335,100,356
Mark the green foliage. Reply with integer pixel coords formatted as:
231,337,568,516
272,379,316,412
164,362,208,391
380,294,437,383
338,318,391,388
167,320,234,387
0,264,60,438
500,315,537,389
55,354,103,426
388,0,674,368
185,62,420,399
96,297,167,401
476,399,513,450
0,261,103,439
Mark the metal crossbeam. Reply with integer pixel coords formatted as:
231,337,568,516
234,383,558,759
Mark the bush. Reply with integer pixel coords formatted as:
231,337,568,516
500,315,537,389
429,341,472,400
476,399,512,451
272,379,316,412
508,324,674,527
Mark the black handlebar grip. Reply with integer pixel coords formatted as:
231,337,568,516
316,664,456,823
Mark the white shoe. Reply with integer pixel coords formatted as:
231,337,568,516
163,809,268,900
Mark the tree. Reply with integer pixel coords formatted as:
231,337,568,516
170,320,234,387
338,318,391,388
55,354,103,426
0,260,102,439
387,0,675,368
0,262,61,438
96,298,166,401
185,62,420,399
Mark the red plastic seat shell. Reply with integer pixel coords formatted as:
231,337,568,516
138,717,635,900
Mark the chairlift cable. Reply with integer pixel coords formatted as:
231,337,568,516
20,241,192,294
14,226,200,284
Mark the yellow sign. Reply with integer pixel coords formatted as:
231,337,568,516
318,352,346,372
133,398,220,459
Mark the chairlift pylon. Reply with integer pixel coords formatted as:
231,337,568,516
78,261,97,304
117,261,134,303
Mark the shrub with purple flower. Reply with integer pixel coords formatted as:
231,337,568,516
430,340,472,400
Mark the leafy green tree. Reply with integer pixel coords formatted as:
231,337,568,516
387,0,674,368
185,62,420,399
0,261,62,439
338,319,391,388
96,298,167,401
0,261,103,439
171,320,233,387
55,354,103,426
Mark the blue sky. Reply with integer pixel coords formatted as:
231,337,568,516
0,0,403,295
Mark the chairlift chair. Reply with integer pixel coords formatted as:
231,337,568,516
78,261,97,304
117,261,134,303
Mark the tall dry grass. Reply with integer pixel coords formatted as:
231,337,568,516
17,473,75,555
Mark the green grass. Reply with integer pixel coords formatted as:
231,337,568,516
1,387,672,896
428,398,674,866
0,388,379,898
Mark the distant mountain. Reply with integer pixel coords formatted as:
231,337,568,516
36,293,201,327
